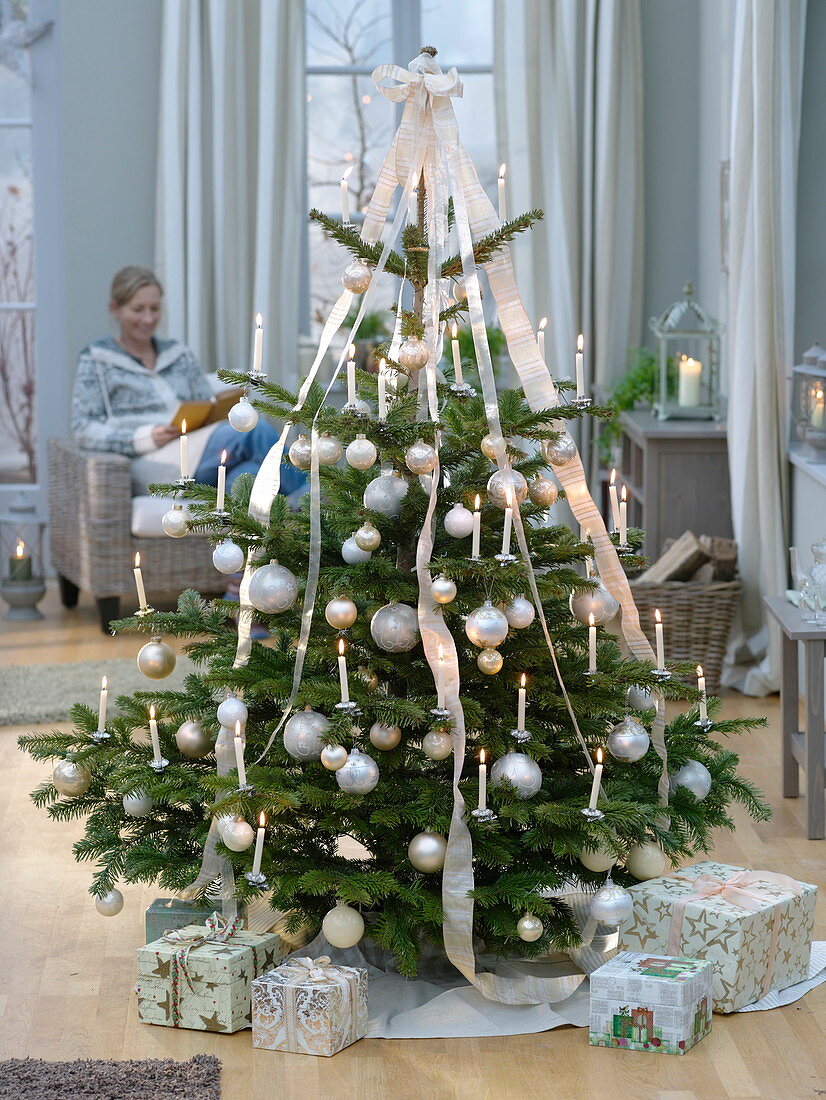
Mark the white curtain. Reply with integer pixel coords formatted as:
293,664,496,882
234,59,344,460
724,0,807,695
156,0,305,386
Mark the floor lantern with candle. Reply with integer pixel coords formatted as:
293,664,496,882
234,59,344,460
0,492,47,620
650,281,723,421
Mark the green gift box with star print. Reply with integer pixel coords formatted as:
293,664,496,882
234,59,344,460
135,923,288,1032
620,861,816,1012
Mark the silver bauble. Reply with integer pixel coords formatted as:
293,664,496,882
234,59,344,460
670,759,712,801
407,829,447,873
541,433,577,466
421,729,453,760
363,472,408,517
342,259,372,294
317,433,343,466
627,684,654,711
444,502,475,538
137,637,176,680
335,748,380,794
369,721,402,751
480,433,506,460
320,743,349,771
370,602,419,652
431,575,457,604
589,877,634,926
354,522,381,552
404,439,438,474
490,751,542,798
345,435,378,470
606,716,650,763
626,841,667,881
283,709,329,762
504,595,535,629
528,475,559,507
342,536,372,564
477,647,504,674
487,468,528,508
52,758,92,797
325,596,358,629
122,790,153,817
248,561,299,613
465,601,509,648
95,888,124,917
162,505,188,538
175,720,212,758
397,336,429,371
288,434,312,471
569,582,620,625
216,694,248,728
353,397,372,417
212,539,245,574
222,818,255,851
322,901,364,948
578,844,616,873
228,396,259,433
516,913,544,942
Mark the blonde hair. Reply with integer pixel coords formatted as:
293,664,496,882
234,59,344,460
110,266,163,307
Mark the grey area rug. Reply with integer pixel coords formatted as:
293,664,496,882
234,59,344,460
0,656,198,726
0,1055,220,1099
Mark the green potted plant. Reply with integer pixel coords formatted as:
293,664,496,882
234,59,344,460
599,347,677,464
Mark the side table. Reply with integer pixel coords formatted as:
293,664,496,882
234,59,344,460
763,596,825,839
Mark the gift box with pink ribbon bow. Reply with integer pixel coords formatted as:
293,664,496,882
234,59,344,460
620,861,816,1012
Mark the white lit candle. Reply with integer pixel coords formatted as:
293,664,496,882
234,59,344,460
450,322,464,385
655,608,665,670
341,166,353,223
588,748,604,811
501,488,513,556
252,312,264,375
619,485,628,546
149,704,162,762
378,358,387,419
346,343,357,405
408,186,418,225
498,164,507,222
537,317,547,365
677,355,702,407
575,334,585,400
478,749,488,811
97,676,108,731
251,812,266,877
234,720,247,787
179,419,189,479
609,469,621,531
812,388,825,430
437,643,446,710
588,613,597,673
517,673,527,730
471,494,482,559
581,525,592,576
697,664,708,722
338,638,350,704
216,450,228,511
133,552,148,610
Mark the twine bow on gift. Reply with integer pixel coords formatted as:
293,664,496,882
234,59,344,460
160,912,241,1027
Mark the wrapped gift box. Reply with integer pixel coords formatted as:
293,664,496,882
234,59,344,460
252,955,368,1056
621,861,816,1012
145,898,248,944
590,951,713,1055
136,916,287,1032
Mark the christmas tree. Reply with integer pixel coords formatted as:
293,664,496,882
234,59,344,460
21,48,768,983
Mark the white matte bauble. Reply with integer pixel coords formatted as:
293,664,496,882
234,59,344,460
345,435,378,470
407,830,447,873
342,536,372,564
626,841,667,881
578,845,616,873
504,595,535,629
487,468,529,508
477,647,503,674
175,720,212,759
335,748,380,794
212,539,245,574
465,601,509,649
215,813,240,838
162,505,188,538
404,439,438,474
354,522,381,552
317,433,343,466
569,582,620,625
421,729,453,760
222,819,255,851
627,684,654,711
353,397,372,417
370,602,419,652
325,596,358,629
228,396,259,432
589,878,634,926
122,790,153,817
670,759,712,801
369,722,402,751
363,472,408,517
288,434,312,470
541,433,577,466
443,501,475,538
397,336,429,371
606,716,650,763
320,743,349,771
283,709,329,762
95,888,124,917
52,758,92,797
216,694,248,728
528,475,559,507
342,259,372,294
480,433,506,460
516,913,544,942
137,638,176,680
248,561,299,613
431,575,457,604
322,901,364,948
490,751,542,798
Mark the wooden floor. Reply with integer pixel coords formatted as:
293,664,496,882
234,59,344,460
2,584,825,1098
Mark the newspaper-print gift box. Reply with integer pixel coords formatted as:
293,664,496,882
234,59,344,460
252,955,368,1056
621,861,816,1012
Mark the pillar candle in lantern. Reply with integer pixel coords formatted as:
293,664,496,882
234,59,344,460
9,539,32,581
677,355,702,407
97,676,108,731
252,313,264,375
133,552,148,610
338,638,350,704
179,419,189,479
575,334,585,400
216,451,228,511
608,469,620,531
697,664,708,722
812,388,825,430
234,720,247,787
471,494,482,559
340,166,353,223
517,673,527,729
450,323,464,385
655,609,665,669
588,613,597,673
498,163,507,222
251,813,266,877
587,748,604,811
477,750,488,811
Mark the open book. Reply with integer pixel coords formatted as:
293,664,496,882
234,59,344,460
169,387,244,431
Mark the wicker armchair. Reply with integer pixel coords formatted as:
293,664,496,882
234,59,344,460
48,438,224,631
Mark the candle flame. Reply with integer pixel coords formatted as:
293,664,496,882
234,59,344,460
338,638,346,656
134,552,141,568
15,539,24,557
520,673,526,688
451,321,458,339
697,665,703,677
235,719,241,736
818,390,824,400
596,747,603,764
259,812,266,827
438,642,444,661
480,749,486,764
655,608,662,624
621,484,627,502
149,704,156,719
181,418,187,434
505,486,513,507
474,494,480,510
255,312,263,328
577,333,584,352
220,449,227,465
610,468,616,486
101,676,107,690
686,357,695,367
499,163,506,179
379,357,386,370
589,613,595,627
349,343,356,359
538,317,547,332
342,165,354,181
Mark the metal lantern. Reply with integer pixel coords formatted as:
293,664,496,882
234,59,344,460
0,492,47,619
649,282,723,420
791,343,826,460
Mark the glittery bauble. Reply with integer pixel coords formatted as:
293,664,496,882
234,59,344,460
670,759,712,801
397,336,429,371
320,743,349,771
325,596,358,629
589,878,634,926
541,433,577,466
283,709,329,762
431,575,457,604
477,647,504,674
335,748,380,794
480,433,506,460
627,685,654,711
216,694,248,728
345,435,378,470
288,434,312,470
95,888,124,917
404,439,438,474
363,472,408,517
322,901,364,948
175,720,212,758
606,716,650,763
122,790,153,817
626,841,667,881
370,602,419,652
137,638,176,680
569,582,620,625
421,729,453,760
578,845,616,873
317,433,343,466
443,502,474,538
228,396,259,433
342,259,372,294
407,830,447,873
465,601,509,648
504,595,535,629
248,561,299,613
222,819,255,851
516,913,544,942
342,536,372,564
369,722,402,751
212,539,245,574
528,475,559,507
52,758,92,797
486,468,528,508
162,505,188,538
354,522,381,552
490,751,542,798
